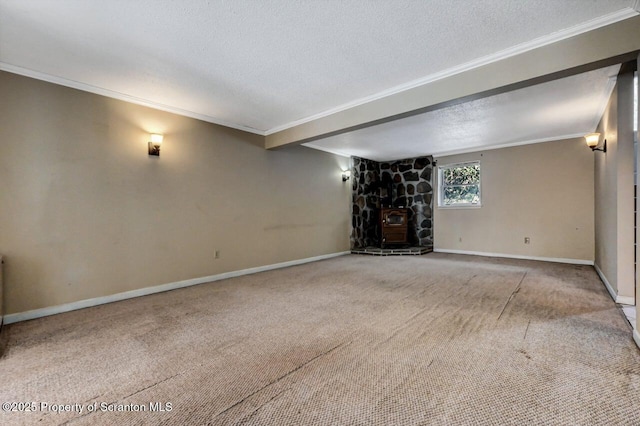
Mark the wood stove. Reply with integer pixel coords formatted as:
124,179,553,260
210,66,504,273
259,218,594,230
380,207,408,247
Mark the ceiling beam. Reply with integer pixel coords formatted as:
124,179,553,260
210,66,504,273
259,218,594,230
265,15,640,150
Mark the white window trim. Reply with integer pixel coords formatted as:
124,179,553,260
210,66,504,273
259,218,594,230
437,160,482,209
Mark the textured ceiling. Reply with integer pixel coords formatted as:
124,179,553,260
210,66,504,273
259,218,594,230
305,65,620,161
0,0,637,136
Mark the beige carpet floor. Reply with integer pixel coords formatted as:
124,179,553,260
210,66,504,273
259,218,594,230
0,253,638,425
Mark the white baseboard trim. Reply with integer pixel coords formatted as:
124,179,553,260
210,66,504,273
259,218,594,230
593,263,636,305
594,263,618,302
634,329,640,350
432,248,594,266
616,295,636,305
3,251,351,325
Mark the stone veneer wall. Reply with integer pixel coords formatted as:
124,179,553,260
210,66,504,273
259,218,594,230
351,157,380,248
351,156,433,248
382,157,433,246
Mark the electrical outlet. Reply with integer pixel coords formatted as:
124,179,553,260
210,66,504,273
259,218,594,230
524,237,530,244
215,250,220,259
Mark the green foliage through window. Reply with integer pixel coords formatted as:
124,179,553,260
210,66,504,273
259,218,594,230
439,162,481,206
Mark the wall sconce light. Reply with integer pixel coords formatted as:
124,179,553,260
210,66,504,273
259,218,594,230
342,170,351,181
585,133,606,152
149,133,163,156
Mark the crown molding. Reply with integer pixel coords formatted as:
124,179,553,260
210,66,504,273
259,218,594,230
431,133,586,158
265,7,640,136
0,62,266,136
304,133,587,161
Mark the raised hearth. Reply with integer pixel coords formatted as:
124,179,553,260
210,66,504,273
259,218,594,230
351,246,432,256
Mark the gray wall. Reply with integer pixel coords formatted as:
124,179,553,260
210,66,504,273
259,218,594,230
435,139,594,262
0,71,351,315
594,71,636,303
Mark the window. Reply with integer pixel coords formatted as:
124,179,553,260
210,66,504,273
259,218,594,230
438,161,481,207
